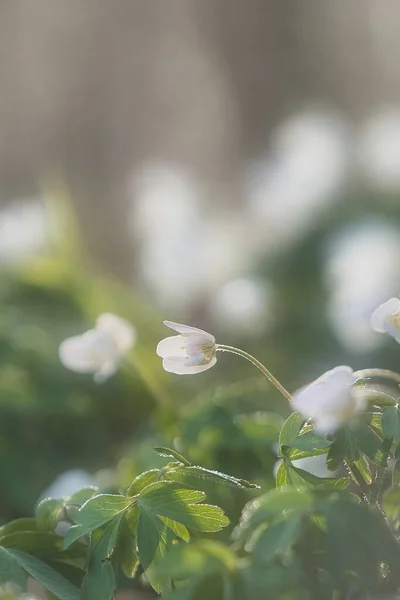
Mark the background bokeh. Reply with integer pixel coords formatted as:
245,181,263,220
2,1,400,595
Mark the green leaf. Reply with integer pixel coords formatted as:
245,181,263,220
159,517,190,542
352,422,383,464
154,446,192,466
0,547,26,589
275,461,289,488
36,498,65,530
235,488,312,538
76,494,133,529
7,549,81,600
137,482,229,532
63,494,132,549
67,487,99,507
382,405,400,442
0,531,84,560
126,469,159,497
383,487,400,521
248,514,301,561
279,412,303,451
136,510,172,572
393,458,400,486
0,518,38,538
287,466,348,490
289,431,331,452
82,517,122,600
114,521,139,579
172,465,259,490
327,428,359,470
353,455,372,485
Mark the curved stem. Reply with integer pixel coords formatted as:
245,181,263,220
215,344,293,403
354,368,400,386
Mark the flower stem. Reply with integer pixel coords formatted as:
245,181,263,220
354,368,400,387
215,344,293,403
344,461,370,503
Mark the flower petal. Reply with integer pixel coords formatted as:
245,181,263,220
96,313,136,354
370,297,400,333
156,335,186,358
163,321,215,342
162,356,217,375
59,329,119,374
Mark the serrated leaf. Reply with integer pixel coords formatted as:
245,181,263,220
382,405,400,442
36,498,65,530
7,549,81,600
137,482,229,532
173,465,259,490
279,413,303,450
63,494,132,549
154,446,192,466
0,547,26,589
76,494,133,529
126,469,159,497
159,517,190,542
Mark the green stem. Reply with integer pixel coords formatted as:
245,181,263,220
354,368,400,387
215,344,293,403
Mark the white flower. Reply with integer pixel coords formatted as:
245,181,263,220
156,321,217,375
370,297,400,342
292,366,363,434
59,313,136,382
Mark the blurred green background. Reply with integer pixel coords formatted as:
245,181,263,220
2,2,400,586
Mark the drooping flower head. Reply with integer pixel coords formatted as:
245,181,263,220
370,297,400,342
156,321,216,375
59,313,136,382
292,366,363,434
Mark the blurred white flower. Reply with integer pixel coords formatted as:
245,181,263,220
157,321,216,375
0,199,49,264
292,366,363,434
325,220,400,352
209,277,274,336
38,468,95,501
357,107,400,191
371,297,400,342
247,110,349,253
59,313,136,382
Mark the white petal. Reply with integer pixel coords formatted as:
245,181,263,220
370,297,400,333
94,360,118,383
59,329,119,374
96,313,136,354
156,335,186,358
59,335,100,373
162,356,217,375
163,320,215,342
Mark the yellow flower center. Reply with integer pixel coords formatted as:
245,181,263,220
389,312,400,329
